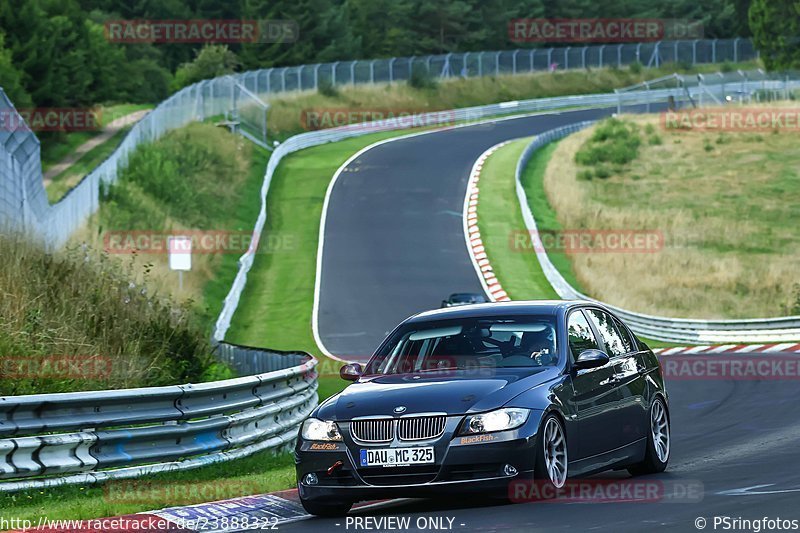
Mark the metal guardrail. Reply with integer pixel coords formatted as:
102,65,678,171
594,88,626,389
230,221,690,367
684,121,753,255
0,348,317,491
513,116,800,344
213,73,796,343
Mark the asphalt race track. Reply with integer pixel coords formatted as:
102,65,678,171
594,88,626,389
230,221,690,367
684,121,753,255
305,109,800,532
270,349,800,532
316,107,616,360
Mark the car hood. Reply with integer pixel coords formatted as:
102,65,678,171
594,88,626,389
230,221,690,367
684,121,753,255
316,367,560,420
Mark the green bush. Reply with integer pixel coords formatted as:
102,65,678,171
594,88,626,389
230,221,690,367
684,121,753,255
318,79,339,97
575,118,641,167
408,64,438,90
629,61,643,74
593,165,611,179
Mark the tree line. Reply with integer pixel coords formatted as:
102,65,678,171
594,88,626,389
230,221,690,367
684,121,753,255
0,0,793,111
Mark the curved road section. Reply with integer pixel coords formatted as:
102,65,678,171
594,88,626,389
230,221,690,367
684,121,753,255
316,108,613,359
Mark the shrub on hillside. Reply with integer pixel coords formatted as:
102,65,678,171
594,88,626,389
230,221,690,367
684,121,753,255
0,237,229,395
575,118,641,167
408,64,438,90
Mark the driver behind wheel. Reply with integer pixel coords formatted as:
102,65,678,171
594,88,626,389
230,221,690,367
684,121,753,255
516,329,556,365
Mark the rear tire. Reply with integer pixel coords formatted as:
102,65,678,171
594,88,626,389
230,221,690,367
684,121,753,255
628,396,670,476
300,498,353,517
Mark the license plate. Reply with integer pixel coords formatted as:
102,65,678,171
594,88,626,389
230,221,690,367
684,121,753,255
359,447,434,467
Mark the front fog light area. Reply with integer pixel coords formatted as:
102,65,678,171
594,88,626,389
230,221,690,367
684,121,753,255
460,408,530,435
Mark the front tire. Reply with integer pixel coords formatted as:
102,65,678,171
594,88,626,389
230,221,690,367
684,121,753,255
535,414,568,492
300,498,353,517
628,396,670,476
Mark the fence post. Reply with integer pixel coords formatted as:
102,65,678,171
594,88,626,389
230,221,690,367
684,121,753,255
733,37,740,63
599,45,605,68
530,49,535,72
370,60,375,83
281,68,286,92
478,52,484,76
350,61,356,84
565,47,570,69
512,49,519,74
712,39,718,63
331,61,338,85
617,44,623,67
464,52,470,77
389,57,396,83
692,40,698,65
581,46,587,69
495,52,500,75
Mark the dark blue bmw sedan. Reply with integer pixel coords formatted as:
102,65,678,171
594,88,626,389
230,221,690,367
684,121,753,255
295,301,670,516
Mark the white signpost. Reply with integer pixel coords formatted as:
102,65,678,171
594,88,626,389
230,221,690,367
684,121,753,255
168,235,192,290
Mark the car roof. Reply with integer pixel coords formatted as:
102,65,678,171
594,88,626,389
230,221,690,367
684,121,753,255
408,300,585,323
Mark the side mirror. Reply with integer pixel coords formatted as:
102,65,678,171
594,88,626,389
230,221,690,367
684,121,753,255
574,349,610,370
340,363,363,381
441,300,448,308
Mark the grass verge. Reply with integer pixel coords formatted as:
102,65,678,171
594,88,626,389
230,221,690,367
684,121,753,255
478,138,675,348
544,112,800,319
0,451,295,522
40,104,153,171
224,129,434,401
46,127,131,202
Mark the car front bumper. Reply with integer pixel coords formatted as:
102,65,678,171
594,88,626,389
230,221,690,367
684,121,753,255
295,425,538,504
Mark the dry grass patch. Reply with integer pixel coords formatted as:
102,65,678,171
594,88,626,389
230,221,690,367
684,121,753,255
542,107,800,319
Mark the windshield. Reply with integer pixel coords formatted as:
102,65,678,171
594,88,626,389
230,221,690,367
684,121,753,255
366,316,559,375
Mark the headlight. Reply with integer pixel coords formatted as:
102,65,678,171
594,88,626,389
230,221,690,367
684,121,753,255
301,418,343,441
460,408,530,435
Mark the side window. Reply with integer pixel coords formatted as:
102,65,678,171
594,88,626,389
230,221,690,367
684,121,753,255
567,311,600,361
611,316,635,353
586,309,627,357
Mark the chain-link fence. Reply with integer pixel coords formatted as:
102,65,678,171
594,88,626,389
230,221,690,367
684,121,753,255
0,76,267,250
0,38,761,253
234,38,757,99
